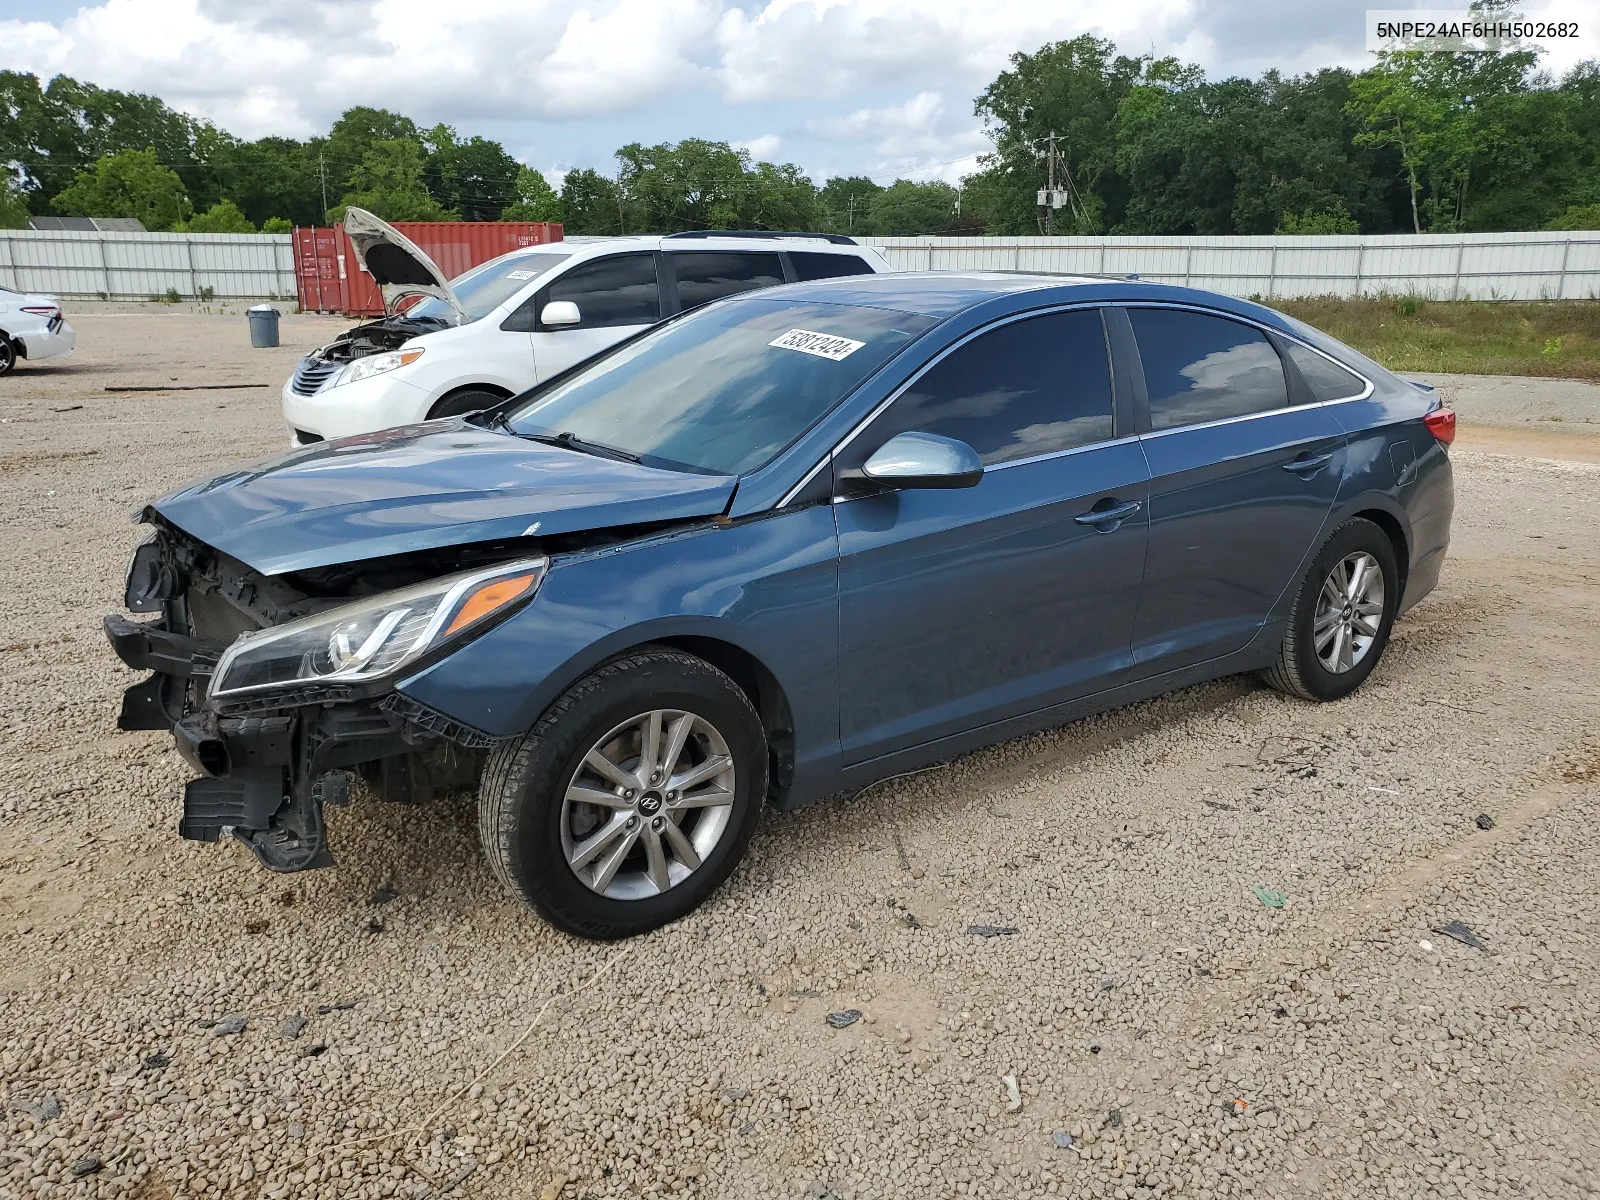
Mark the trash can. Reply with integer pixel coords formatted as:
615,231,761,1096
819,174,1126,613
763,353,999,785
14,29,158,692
247,304,280,348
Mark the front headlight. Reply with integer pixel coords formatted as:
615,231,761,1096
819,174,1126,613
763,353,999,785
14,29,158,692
209,557,547,701
328,347,424,389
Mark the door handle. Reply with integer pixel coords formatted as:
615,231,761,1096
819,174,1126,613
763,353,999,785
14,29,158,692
1282,452,1333,476
1074,499,1142,528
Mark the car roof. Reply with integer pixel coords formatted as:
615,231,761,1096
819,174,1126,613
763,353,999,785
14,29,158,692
510,235,874,260
758,271,1317,330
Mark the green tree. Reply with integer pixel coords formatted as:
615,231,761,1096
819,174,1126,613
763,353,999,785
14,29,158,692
1546,203,1600,229
177,198,255,232
865,180,958,234
556,168,624,235
1,178,30,228
261,216,292,233
818,176,883,233
52,148,191,230
1276,203,1360,233
974,35,1150,233
500,166,563,222
424,124,522,220
330,138,456,223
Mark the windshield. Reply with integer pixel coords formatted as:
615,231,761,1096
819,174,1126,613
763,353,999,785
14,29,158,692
406,251,571,323
507,298,937,475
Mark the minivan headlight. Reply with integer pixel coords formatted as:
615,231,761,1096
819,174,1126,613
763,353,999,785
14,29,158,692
209,557,547,700
330,347,424,389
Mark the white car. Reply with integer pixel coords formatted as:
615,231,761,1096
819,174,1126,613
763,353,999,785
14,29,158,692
0,287,75,375
282,208,893,445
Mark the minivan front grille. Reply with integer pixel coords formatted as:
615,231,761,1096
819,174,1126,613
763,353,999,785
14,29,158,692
289,356,339,397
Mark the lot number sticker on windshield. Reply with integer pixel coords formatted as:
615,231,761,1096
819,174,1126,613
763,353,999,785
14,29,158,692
769,328,865,361
507,270,539,280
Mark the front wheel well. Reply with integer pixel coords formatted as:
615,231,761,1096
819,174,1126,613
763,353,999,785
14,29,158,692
651,635,795,805
1352,507,1410,598
426,383,512,419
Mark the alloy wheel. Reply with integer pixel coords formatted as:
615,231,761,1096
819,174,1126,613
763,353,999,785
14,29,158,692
1313,551,1385,673
560,709,737,900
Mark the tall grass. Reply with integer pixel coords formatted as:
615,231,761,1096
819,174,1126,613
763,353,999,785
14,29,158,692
1267,298,1600,382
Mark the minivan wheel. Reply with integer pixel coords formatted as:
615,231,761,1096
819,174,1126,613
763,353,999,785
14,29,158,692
478,647,767,939
428,387,502,420
1262,518,1399,702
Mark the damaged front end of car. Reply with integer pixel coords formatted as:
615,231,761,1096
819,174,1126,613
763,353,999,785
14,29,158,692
104,522,545,873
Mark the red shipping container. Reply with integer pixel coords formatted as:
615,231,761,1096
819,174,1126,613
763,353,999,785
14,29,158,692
292,220,563,316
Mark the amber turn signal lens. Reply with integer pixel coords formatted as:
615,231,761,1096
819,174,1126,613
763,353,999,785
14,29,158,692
398,349,425,366
443,573,537,637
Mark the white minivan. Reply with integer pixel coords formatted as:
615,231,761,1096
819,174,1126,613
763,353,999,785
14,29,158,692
281,208,892,445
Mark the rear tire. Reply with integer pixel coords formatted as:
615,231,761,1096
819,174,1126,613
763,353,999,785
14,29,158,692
0,337,15,376
428,387,502,420
478,647,767,939
1262,517,1399,702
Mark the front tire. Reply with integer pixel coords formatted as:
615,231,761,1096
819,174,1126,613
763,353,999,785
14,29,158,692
428,387,503,420
478,647,767,939
1262,517,1399,702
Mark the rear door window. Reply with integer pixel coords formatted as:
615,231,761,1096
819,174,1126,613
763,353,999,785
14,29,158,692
540,253,662,329
789,251,875,281
1284,341,1367,403
669,252,785,310
1129,308,1289,430
873,309,1115,465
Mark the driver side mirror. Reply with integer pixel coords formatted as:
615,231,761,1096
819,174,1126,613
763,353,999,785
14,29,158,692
540,300,582,328
848,431,984,491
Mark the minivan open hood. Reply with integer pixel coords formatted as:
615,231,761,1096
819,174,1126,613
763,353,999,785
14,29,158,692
149,422,738,576
342,207,464,323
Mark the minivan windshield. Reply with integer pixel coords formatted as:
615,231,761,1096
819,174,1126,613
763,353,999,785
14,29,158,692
507,298,937,475
406,251,571,323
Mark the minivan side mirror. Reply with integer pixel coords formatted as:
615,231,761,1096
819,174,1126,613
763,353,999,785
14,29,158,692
540,301,582,328
852,431,984,491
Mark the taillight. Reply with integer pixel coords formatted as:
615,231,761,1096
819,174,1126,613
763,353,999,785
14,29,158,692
21,305,58,317
1424,407,1456,446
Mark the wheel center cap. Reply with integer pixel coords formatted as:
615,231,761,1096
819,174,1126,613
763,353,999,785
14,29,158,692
638,792,663,815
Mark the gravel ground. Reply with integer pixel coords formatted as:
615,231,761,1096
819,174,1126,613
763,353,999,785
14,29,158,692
2,312,1598,1200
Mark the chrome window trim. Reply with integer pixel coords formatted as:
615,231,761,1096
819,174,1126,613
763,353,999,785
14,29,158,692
776,300,1115,508
1119,302,1374,441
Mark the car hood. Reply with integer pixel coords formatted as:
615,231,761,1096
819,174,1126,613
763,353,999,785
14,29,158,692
150,422,738,576
342,207,463,323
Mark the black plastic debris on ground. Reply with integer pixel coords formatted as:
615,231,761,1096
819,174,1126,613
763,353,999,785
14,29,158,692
143,1052,170,1070
967,924,1019,938
1106,1108,1123,1127
903,912,921,929
316,1000,358,1015
71,1156,102,1177
1433,920,1490,951
1476,813,1496,830
371,883,398,906
210,1015,246,1037
825,1009,863,1029
302,1043,328,1057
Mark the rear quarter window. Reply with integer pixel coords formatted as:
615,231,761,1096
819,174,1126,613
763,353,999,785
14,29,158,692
789,251,876,281
1284,341,1368,403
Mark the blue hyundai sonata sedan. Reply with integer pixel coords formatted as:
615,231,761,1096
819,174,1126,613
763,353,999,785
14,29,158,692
106,272,1454,937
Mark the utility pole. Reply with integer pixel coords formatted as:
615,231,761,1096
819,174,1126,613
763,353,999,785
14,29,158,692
847,196,856,232
319,152,328,220
1035,131,1064,235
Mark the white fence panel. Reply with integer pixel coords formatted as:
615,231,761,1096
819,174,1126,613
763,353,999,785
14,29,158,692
5,228,1600,303
0,229,297,299
860,232,1600,301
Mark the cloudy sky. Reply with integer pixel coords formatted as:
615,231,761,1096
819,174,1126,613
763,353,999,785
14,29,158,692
3,0,1596,184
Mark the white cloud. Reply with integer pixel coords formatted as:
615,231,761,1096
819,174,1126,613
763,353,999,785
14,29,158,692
734,134,783,159
11,0,1594,186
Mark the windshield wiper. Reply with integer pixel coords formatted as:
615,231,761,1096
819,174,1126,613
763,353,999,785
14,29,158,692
516,429,641,463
